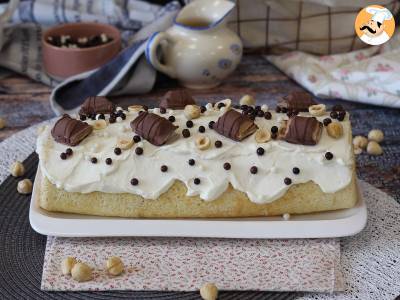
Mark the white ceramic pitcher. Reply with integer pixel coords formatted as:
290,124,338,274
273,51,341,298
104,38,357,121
145,0,242,89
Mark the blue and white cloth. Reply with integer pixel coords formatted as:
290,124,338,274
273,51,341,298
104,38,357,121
0,0,180,114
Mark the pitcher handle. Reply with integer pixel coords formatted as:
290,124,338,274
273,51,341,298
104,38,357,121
145,32,176,78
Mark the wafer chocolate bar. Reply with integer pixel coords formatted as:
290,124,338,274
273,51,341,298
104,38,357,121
213,110,258,141
284,116,322,145
51,115,93,146
277,92,317,112
159,90,196,109
131,112,178,146
79,96,115,116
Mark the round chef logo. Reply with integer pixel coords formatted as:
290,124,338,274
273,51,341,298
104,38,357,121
355,5,395,45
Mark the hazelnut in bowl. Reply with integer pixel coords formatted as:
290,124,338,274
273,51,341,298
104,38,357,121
42,22,121,80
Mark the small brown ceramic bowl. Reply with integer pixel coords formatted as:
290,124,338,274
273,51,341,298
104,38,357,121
42,22,121,79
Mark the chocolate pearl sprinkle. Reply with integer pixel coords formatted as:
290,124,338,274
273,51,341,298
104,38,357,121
65,148,73,156
91,157,97,164
330,111,338,119
215,140,222,148
60,152,67,160
105,158,112,165
271,126,278,134
188,159,195,166
208,121,215,129
223,162,231,170
130,178,139,186
264,112,272,120
135,147,143,155
323,118,332,127
284,177,292,185
250,166,258,174
159,107,167,114
271,132,278,140
325,152,334,160
194,178,201,185
182,129,190,138
133,135,141,143
80,114,87,121
200,106,207,113
186,120,194,128
198,126,205,133
256,147,264,156
168,115,176,122
161,165,168,172
114,147,122,155
292,167,300,175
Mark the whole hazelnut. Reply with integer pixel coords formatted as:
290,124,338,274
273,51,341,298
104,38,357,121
61,257,77,275
10,161,25,177
353,136,368,149
368,129,384,143
17,179,32,194
195,135,211,150
106,256,124,276
0,117,6,129
71,262,93,282
184,105,201,120
353,147,363,155
239,94,255,106
367,141,383,156
326,122,343,139
200,283,218,300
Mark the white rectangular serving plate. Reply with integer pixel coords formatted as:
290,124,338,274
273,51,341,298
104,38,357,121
29,168,367,239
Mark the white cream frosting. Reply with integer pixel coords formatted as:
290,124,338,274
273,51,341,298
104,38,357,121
36,107,354,204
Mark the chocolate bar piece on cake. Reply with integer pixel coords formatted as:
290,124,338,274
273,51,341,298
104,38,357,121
79,96,115,116
51,115,93,146
213,110,258,141
159,90,196,109
131,112,178,146
284,116,322,146
278,92,317,112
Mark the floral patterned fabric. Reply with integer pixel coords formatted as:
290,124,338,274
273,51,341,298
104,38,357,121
267,34,400,108
41,237,343,292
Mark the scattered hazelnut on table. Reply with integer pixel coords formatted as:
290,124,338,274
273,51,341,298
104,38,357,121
0,117,6,129
255,128,271,143
71,262,93,282
184,105,201,120
10,161,25,177
353,136,368,149
61,257,77,275
353,147,363,155
326,122,343,139
106,256,124,276
367,141,383,156
368,129,384,143
17,179,32,194
195,135,211,150
239,94,255,106
200,282,219,300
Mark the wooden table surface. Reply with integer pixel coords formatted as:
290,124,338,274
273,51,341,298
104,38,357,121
0,54,399,201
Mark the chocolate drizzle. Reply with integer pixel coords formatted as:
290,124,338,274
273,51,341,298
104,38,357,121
79,96,115,115
284,116,322,146
130,112,178,146
159,90,196,109
277,92,317,112
213,110,258,141
51,114,93,146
